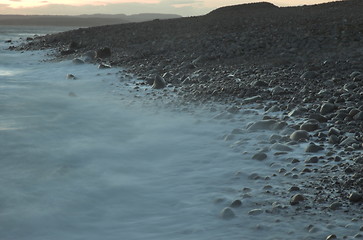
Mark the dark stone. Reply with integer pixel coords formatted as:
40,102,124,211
220,207,235,219
252,152,267,161
320,103,336,115
230,199,242,208
349,192,363,202
305,142,324,152
152,75,166,89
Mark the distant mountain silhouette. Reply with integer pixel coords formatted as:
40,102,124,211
0,13,182,27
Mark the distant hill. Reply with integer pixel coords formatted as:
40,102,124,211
0,13,182,27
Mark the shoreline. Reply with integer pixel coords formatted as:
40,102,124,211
8,0,363,237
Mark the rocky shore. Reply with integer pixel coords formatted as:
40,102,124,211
13,0,363,237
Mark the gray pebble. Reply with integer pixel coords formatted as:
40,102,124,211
220,207,235,219
248,209,263,215
290,194,305,205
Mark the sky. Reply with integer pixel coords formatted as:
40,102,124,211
0,0,339,16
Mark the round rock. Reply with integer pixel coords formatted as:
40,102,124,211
290,194,305,205
252,152,267,161
305,142,324,153
320,103,336,115
349,192,363,203
220,207,236,219
290,130,309,141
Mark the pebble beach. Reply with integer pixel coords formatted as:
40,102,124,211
10,0,363,238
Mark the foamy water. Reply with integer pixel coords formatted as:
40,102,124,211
0,27,360,240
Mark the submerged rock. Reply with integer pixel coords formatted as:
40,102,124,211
220,207,235,219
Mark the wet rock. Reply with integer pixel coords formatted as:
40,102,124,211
66,74,77,80
329,202,342,210
252,152,267,161
98,63,111,69
266,105,280,112
290,194,305,205
340,136,358,146
309,113,328,123
328,127,341,136
272,86,286,95
72,58,84,64
349,192,363,203
230,199,242,208
220,207,235,219
300,71,318,80
305,156,319,163
271,143,293,152
288,107,307,117
242,95,262,104
326,234,337,240
252,80,268,87
354,111,363,121
247,119,278,131
305,142,324,152
152,75,166,89
96,47,111,59
290,130,309,141
320,103,336,115
300,121,319,132
83,50,97,62
329,135,340,144
248,209,263,215
289,186,300,192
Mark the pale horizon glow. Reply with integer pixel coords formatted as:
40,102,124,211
0,0,341,16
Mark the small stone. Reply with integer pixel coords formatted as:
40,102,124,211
271,143,293,152
66,74,76,80
290,194,305,205
309,113,328,122
328,127,341,136
305,156,319,163
305,142,324,153
289,186,300,192
340,136,358,146
329,135,340,144
349,192,363,203
72,58,84,64
330,202,342,210
301,71,318,80
98,63,111,69
230,199,242,208
220,207,235,219
252,152,267,161
248,209,263,215
247,119,278,131
354,111,363,121
300,122,319,132
152,75,166,89
290,130,309,141
320,103,336,115
326,234,337,240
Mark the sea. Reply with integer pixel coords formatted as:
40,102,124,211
0,26,359,240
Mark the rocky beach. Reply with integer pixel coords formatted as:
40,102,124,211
11,0,363,238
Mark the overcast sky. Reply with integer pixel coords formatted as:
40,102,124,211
0,0,338,16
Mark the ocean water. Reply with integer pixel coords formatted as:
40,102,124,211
0,26,358,240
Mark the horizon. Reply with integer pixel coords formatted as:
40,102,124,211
0,0,341,17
